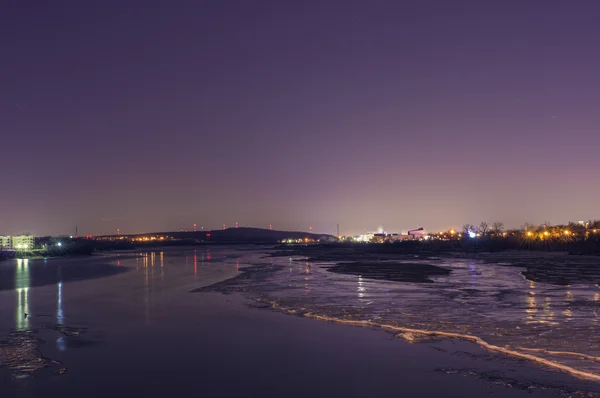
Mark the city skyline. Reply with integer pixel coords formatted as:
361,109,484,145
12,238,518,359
3,1,600,236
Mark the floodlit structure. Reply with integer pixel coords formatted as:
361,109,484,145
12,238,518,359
353,233,375,243
0,235,35,250
351,227,428,243
0,236,11,249
13,235,34,250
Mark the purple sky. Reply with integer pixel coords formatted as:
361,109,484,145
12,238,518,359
2,0,600,236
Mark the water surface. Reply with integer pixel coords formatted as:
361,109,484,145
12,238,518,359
235,252,600,378
1,246,600,394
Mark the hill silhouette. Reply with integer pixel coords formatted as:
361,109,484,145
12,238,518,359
147,227,332,244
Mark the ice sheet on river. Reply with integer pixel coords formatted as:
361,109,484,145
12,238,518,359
196,250,600,382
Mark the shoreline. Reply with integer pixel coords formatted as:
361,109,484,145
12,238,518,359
254,297,600,383
197,251,600,385
20,290,598,396
198,292,600,395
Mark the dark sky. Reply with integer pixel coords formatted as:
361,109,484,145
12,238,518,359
2,0,600,236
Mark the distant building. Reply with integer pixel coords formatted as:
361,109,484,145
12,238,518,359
408,228,426,239
389,234,416,242
351,228,427,243
353,233,375,243
0,235,34,250
318,235,339,243
12,235,34,250
369,228,428,243
0,236,11,249
371,233,408,243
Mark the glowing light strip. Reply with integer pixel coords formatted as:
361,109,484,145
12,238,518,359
259,299,600,383
518,347,600,362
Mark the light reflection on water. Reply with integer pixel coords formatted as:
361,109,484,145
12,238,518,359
57,281,63,324
3,247,241,334
0,247,244,374
56,281,66,351
6,247,600,378
254,254,600,376
15,259,30,330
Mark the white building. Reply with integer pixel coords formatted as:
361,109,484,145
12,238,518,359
12,235,34,250
0,236,11,249
353,233,375,242
0,235,35,250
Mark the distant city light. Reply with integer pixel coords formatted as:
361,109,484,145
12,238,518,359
468,231,477,239
57,242,62,247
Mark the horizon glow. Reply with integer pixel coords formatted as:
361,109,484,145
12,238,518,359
2,1,600,236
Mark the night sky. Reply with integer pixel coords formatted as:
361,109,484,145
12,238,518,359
2,1,600,236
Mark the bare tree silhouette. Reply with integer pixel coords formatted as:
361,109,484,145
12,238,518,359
478,222,489,236
491,222,504,235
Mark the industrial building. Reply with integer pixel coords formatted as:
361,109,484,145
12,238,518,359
353,232,375,242
352,228,427,243
408,228,426,239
